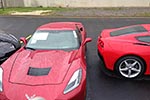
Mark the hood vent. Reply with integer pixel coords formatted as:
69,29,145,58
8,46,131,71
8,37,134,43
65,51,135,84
27,67,51,76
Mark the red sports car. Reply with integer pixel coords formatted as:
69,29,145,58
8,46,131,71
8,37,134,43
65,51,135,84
0,22,91,100
97,24,150,79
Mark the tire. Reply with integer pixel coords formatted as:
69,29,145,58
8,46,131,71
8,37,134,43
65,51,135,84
115,56,145,79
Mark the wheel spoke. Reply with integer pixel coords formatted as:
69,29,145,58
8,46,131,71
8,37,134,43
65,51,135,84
131,67,140,72
128,70,132,77
131,61,138,67
124,61,129,66
120,67,128,71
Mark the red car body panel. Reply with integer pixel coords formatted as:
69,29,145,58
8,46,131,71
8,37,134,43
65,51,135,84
0,22,89,100
97,24,150,75
2,54,86,100
9,50,76,85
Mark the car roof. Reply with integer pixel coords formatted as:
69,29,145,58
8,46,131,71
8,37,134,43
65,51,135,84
37,22,81,31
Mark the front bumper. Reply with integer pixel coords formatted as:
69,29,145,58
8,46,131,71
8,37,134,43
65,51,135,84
0,92,9,100
0,75,86,100
0,82,86,100
0,85,85,100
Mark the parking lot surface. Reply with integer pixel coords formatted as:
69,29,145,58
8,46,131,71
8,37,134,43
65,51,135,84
1,16,150,100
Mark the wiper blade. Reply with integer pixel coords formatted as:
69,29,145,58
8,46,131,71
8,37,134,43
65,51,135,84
25,46,36,50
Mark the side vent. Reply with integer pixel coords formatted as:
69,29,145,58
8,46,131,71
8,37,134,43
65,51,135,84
133,43,150,46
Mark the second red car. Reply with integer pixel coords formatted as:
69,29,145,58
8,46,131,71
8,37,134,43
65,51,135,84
97,24,150,79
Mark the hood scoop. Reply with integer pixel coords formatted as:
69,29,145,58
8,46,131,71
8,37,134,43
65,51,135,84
27,67,51,76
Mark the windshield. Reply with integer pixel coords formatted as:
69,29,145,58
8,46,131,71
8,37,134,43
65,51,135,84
26,30,80,50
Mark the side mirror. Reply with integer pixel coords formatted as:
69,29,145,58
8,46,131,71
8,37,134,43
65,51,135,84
80,27,83,31
83,38,92,46
20,37,27,45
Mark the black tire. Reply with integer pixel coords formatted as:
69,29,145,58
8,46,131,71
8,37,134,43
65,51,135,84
115,56,145,79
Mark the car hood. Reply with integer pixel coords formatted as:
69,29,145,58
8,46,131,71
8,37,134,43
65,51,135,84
9,49,75,85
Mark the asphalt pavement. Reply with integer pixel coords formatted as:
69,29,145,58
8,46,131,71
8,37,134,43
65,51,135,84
1,16,150,100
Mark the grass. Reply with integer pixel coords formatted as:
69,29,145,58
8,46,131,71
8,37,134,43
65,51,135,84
0,7,70,15
0,7,150,17
102,7,123,11
137,12,150,17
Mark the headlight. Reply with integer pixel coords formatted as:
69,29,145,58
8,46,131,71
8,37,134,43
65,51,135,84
64,69,82,94
0,67,3,92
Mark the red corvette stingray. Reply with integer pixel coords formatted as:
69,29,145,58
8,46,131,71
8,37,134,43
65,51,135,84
0,22,91,100
97,24,150,79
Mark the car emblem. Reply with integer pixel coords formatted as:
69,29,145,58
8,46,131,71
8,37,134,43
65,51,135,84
25,94,45,100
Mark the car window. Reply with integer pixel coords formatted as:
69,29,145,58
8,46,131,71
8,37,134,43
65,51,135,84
110,26,147,36
136,36,150,43
26,30,80,50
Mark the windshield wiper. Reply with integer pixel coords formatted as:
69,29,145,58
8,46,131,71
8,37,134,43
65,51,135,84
25,46,36,50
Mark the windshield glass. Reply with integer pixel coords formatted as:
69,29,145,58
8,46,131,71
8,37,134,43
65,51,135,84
26,30,80,50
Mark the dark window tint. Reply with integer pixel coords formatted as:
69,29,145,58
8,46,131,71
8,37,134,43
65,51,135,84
136,36,150,43
75,29,82,44
110,26,147,36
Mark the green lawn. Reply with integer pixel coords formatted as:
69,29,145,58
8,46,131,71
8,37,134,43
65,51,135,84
0,7,69,15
